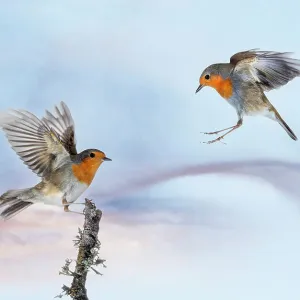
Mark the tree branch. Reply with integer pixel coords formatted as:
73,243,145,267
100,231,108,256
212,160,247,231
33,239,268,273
56,198,105,300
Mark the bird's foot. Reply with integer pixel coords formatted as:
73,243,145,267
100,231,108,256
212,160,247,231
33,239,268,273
62,199,85,215
63,205,84,215
202,136,227,145
200,130,223,135
200,124,239,136
62,199,86,206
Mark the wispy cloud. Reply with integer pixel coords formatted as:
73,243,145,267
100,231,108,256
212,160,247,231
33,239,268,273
2,158,300,262
93,159,300,201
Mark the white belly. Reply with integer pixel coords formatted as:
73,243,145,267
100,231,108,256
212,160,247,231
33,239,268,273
65,182,89,203
41,182,88,207
42,191,65,206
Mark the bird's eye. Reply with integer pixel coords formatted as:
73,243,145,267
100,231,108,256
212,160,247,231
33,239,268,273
205,74,210,80
90,152,95,158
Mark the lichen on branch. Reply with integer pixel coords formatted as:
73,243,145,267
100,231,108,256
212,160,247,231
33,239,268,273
56,199,105,300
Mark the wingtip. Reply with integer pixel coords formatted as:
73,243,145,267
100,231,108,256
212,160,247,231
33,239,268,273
60,100,66,107
0,111,19,127
60,101,71,113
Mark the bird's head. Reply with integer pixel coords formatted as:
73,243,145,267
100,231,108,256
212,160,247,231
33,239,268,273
80,149,112,167
195,63,233,99
72,149,111,185
195,64,221,93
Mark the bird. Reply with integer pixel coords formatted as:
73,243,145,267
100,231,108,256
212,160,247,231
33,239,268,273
195,49,300,144
0,101,111,220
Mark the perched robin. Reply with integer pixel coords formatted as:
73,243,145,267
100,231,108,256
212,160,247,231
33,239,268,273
0,101,111,220
196,49,300,143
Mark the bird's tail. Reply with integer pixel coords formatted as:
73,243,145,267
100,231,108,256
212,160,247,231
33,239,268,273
0,188,34,220
272,109,297,141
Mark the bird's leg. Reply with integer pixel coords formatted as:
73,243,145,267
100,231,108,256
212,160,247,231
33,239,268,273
63,206,84,215
62,198,86,206
201,125,238,135
204,119,243,144
62,198,69,211
62,198,84,215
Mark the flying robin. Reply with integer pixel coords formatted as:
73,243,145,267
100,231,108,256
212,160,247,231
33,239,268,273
0,101,111,220
195,49,300,144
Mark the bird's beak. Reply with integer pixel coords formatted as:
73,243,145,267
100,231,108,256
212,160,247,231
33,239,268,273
195,84,203,94
103,157,112,161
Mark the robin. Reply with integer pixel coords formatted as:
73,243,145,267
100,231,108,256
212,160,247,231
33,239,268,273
0,101,111,220
195,49,300,144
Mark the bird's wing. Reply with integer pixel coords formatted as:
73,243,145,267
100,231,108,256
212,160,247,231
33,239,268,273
0,101,77,178
230,49,300,91
42,101,77,156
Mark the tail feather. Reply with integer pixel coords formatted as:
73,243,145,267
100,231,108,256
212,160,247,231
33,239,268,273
1,201,33,220
274,111,297,141
0,188,34,220
264,97,297,141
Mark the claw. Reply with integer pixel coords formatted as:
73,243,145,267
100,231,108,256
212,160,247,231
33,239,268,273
202,136,227,145
200,131,220,135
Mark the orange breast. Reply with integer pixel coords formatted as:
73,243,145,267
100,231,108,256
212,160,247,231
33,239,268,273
72,160,101,185
210,75,233,99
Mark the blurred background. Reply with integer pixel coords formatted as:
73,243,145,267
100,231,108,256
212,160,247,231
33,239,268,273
1,1,300,299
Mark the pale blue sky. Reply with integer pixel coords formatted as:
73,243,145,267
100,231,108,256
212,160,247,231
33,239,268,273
1,1,300,300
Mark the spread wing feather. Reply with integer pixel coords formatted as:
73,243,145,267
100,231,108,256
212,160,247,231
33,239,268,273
42,101,77,155
0,101,77,177
230,49,300,91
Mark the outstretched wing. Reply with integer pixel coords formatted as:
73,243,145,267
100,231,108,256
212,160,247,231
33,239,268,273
0,101,76,178
42,101,77,155
230,49,300,91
